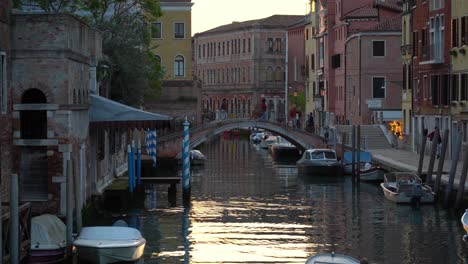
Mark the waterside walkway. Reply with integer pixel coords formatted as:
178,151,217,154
370,148,468,191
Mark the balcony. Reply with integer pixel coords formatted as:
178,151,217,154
420,44,444,64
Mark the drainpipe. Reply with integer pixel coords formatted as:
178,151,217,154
344,35,347,124
359,35,362,118
285,33,289,125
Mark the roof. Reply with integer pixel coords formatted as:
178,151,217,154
369,16,402,32
196,15,304,36
373,0,403,12
89,94,172,123
345,7,378,18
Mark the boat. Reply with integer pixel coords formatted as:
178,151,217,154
359,166,386,183
259,135,278,149
269,136,300,160
305,252,360,264
29,214,67,263
342,150,372,175
250,131,266,144
296,149,343,176
190,149,207,166
73,226,146,263
380,172,435,204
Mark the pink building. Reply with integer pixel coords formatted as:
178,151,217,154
345,17,403,124
313,0,402,126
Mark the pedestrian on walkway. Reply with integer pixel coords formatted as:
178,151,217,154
428,127,442,158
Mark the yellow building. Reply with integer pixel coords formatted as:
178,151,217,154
305,0,318,131
451,0,468,131
150,0,193,81
401,0,413,146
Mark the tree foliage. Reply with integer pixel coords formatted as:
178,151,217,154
14,0,163,106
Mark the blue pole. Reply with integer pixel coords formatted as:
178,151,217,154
131,140,136,191
137,139,142,187
182,117,191,204
127,144,133,192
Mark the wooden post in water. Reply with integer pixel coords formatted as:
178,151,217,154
341,132,347,166
351,125,356,178
426,128,440,185
445,130,462,206
417,128,428,178
435,129,449,194
10,174,19,264
74,161,82,235
455,143,468,208
66,160,74,256
357,125,361,180
0,187,2,263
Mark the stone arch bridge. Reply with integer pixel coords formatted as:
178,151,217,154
156,119,326,159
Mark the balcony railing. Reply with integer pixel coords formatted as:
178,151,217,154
401,45,412,56
421,44,444,64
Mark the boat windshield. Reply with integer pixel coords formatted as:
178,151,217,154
310,151,336,160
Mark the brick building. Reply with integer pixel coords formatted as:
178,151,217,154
193,15,303,121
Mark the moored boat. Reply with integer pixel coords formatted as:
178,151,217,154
296,149,343,176
269,136,300,160
305,252,360,264
380,172,435,204
73,226,146,263
29,214,67,264
462,210,468,242
359,166,386,183
260,135,278,149
342,150,372,175
190,149,207,166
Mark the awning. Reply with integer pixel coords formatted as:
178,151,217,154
373,110,402,121
89,94,172,123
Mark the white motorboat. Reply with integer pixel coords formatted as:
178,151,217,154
305,252,360,264
380,172,435,204
296,149,343,176
461,210,468,242
74,226,146,263
190,149,207,166
269,136,300,160
30,214,67,263
259,135,278,149
359,166,386,183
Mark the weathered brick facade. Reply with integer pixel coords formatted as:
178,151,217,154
193,15,304,121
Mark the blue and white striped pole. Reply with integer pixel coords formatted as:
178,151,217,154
182,116,191,203
127,144,133,192
137,139,142,187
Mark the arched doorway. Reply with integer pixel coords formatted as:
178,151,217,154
20,88,48,201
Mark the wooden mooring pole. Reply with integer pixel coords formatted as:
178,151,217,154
66,160,74,256
445,130,462,206
426,128,440,185
351,125,356,178
10,174,19,264
435,129,449,193
417,128,428,178
455,143,468,208
0,188,2,263
357,125,361,180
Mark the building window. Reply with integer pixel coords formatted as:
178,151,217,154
174,23,185,39
275,67,283,82
243,39,246,53
151,22,162,39
431,75,440,106
227,42,230,55
198,45,201,58
372,40,385,57
462,17,467,45
453,18,459,48
331,54,340,68
423,75,428,100
275,38,282,52
203,44,206,57
421,28,427,56
223,42,225,55
174,55,185,77
441,74,449,106
372,77,385,98
1,52,6,114
412,31,418,56
403,65,407,91
248,38,251,52
311,54,315,70
452,74,459,102
268,38,273,52
462,74,468,101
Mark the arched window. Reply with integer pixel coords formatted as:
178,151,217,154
20,88,47,139
275,67,283,82
174,55,185,77
266,67,274,82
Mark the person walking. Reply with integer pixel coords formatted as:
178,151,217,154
428,127,442,158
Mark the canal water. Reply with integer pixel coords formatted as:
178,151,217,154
98,136,468,264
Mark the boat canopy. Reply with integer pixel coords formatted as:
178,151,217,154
343,151,372,164
31,214,66,250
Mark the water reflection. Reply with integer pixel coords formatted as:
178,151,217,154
101,136,468,264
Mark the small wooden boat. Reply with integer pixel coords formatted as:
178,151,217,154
380,172,435,204
269,136,300,160
305,252,360,264
461,210,468,242
74,226,146,263
297,149,343,176
29,214,67,263
342,150,372,175
260,135,278,149
359,166,385,183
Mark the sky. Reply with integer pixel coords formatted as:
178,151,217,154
191,0,310,35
